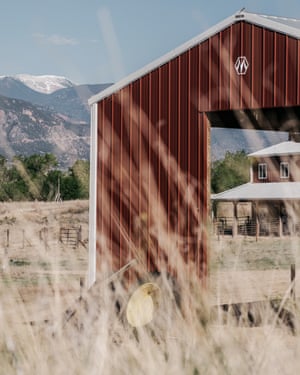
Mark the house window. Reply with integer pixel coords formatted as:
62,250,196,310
258,163,267,179
280,162,289,179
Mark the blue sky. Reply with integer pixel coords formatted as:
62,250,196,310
1,0,300,84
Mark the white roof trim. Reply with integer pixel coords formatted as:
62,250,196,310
243,12,300,39
89,10,300,106
211,182,300,201
249,141,300,157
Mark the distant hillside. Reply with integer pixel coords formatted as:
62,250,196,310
42,84,111,122
211,128,288,161
0,95,89,168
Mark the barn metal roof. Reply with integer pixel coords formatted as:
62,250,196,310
211,182,300,201
258,14,300,31
249,141,300,157
89,10,300,106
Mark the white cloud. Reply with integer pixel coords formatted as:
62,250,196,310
33,33,79,46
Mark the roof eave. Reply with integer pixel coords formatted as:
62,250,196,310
88,10,300,106
211,197,300,201
244,12,300,39
88,12,239,106
249,152,300,157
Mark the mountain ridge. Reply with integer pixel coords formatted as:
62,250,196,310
0,74,75,94
0,76,111,122
0,94,90,168
0,76,112,122
0,74,290,168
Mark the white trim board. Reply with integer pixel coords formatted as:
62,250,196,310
88,103,98,288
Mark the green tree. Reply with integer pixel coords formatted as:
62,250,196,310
4,165,30,201
211,150,250,194
0,153,89,201
41,170,64,201
13,153,58,200
0,156,12,201
70,160,89,199
61,173,80,200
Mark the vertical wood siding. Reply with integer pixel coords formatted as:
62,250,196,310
95,20,300,279
198,22,300,112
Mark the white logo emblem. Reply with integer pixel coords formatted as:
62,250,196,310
235,56,249,75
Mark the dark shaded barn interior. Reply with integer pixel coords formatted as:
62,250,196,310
208,106,300,134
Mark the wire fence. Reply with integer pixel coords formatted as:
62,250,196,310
213,216,300,238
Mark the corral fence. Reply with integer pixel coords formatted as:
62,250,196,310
59,226,83,248
214,216,256,236
213,216,300,238
0,225,86,250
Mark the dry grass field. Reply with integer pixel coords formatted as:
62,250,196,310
1,201,300,373
209,235,300,305
0,200,89,323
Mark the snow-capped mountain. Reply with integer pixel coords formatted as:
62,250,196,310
0,74,75,94
0,74,112,167
0,75,112,122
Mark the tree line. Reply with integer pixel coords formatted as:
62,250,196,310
0,150,248,201
211,150,250,194
0,153,89,201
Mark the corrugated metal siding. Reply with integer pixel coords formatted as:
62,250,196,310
95,20,300,280
197,21,300,112
96,54,209,278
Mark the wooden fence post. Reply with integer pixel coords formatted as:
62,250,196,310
80,277,84,297
44,227,48,250
78,226,82,246
291,263,296,301
6,229,9,248
279,216,283,237
255,218,259,242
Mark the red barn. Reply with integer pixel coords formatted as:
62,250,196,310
88,10,300,286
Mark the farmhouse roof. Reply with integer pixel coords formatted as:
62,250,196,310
89,10,300,106
248,141,300,157
211,182,300,201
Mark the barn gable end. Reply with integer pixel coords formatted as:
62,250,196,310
88,10,300,286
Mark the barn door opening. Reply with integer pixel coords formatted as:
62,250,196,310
206,106,300,307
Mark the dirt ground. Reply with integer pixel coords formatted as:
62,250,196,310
209,235,300,305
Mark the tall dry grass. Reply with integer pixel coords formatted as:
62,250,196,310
1,106,300,373
0,179,299,369
1,232,300,375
